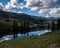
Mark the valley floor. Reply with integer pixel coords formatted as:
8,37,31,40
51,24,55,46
0,29,60,48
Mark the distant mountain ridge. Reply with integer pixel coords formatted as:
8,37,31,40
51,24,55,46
0,9,48,24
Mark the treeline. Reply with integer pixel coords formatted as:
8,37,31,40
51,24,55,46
13,21,30,31
51,18,60,31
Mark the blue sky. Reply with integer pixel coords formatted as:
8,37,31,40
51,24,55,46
0,0,60,17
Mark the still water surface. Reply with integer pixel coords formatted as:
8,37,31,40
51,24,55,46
0,29,51,42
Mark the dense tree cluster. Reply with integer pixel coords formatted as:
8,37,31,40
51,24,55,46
51,18,60,31
57,18,60,29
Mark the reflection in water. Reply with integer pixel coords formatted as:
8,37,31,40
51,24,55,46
0,29,51,42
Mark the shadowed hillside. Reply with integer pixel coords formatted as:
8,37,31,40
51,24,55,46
0,9,48,24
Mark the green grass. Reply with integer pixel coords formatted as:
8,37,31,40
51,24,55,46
0,29,60,48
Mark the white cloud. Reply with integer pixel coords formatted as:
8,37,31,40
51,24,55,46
0,3,4,9
39,8,60,17
45,14,49,18
25,0,43,9
25,0,60,17
5,2,17,9
10,0,18,4
5,0,18,9
25,0,60,9
39,9,50,14
31,7,39,11
18,3,25,9
5,0,25,12
40,0,59,8
17,11,23,13
50,8,60,16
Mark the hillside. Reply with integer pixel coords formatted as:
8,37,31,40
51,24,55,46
0,9,48,24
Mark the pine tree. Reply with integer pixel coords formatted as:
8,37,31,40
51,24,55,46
57,18,60,29
13,21,17,34
51,20,55,31
48,23,50,29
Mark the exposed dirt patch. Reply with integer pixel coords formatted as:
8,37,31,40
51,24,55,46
47,43,60,48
